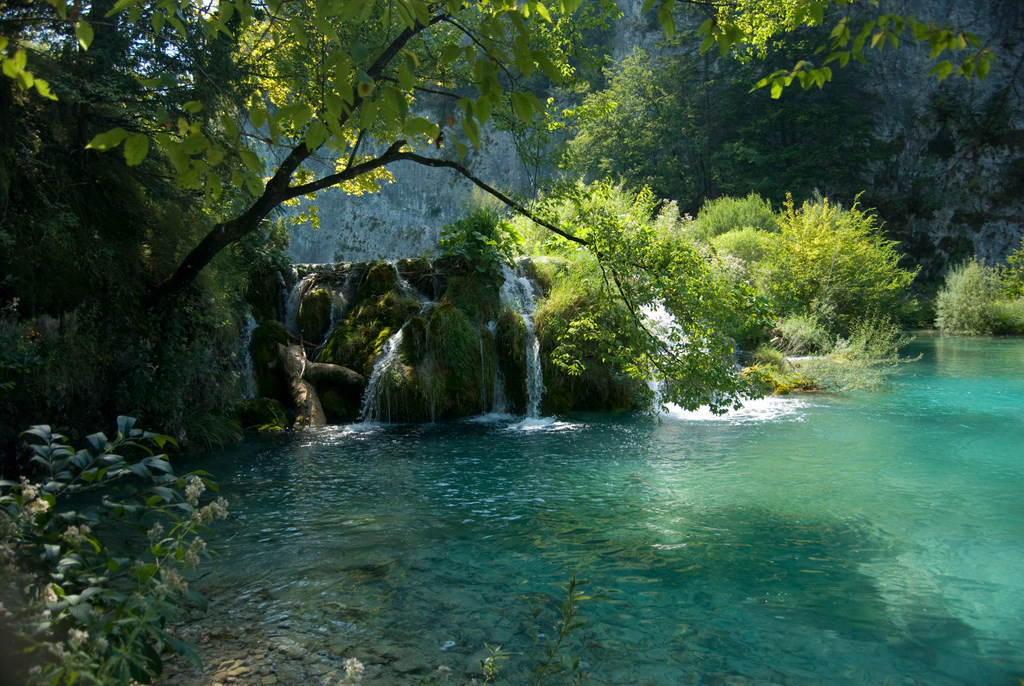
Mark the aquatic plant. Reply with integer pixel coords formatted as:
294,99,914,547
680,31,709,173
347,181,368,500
523,569,592,686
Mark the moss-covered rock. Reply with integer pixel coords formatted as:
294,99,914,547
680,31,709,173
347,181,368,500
298,287,333,343
354,262,400,303
533,292,644,415
250,320,289,401
426,304,487,417
441,274,501,324
400,316,429,366
319,275,421,377
495,308,527,414
398,257,445,301
236,397,289,430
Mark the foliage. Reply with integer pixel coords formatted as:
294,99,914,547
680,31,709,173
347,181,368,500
792,317,915,391
694,193,779,241
759,195,918,336
439,209,521,282
522,569,591,685
685,0,996,98
710,227,774,267
530,180,772,412
1002,238,1024,299
0,417,227,685
562,34,882,214
774,312,832,355
934,259,1024,335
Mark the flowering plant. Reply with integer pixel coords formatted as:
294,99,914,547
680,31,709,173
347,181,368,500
0,417,227,685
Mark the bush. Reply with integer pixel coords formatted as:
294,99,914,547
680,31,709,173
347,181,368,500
934,259,1002,334
793,317,915,391
439,208,521,281
710,226,774,265
0,418,227,685
692,193,779,241
776,312,832,355
989,297,1024,335
760,195,918,335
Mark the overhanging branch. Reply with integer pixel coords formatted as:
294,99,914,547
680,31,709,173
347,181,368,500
392,151,589,248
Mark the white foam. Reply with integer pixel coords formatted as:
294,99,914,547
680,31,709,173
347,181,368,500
661,396,808,424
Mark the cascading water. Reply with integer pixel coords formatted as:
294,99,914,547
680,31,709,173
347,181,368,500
641,302,685,412
359,330,406,423
487,320,509,415
237,312,258,399
283,271,317,335
499,263,545,418
359,263,434,423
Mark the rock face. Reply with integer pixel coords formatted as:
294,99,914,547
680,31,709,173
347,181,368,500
285,0,1023,277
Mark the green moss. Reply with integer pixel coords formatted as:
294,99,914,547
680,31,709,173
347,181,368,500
400,316,428,366
354,262,399,303
398,257,444,301
235,397,289,430
319,272,420,376
297,287,332,343
441,274,501,324
429,304,478,377
532,284,644,414
249,320,289,401
495,308,527,413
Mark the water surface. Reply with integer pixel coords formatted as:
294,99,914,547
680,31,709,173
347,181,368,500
190,334,1024,684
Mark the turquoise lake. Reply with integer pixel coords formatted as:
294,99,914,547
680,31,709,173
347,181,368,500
191,334,1024,684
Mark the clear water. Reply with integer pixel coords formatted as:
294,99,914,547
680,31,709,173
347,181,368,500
190,334,1024,684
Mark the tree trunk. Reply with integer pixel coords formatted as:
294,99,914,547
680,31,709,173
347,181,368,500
276,343,327,427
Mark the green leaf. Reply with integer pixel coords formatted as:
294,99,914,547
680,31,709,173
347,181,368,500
183,100,203,114
402,116,439,139
928,60,954,80
34,78,58,100
239,149,262,173
359,100,377,129
305,119,328,150
462,116,481,147
123,133,150,165
86,128,131,151
511,92,534,124
75,20,94,50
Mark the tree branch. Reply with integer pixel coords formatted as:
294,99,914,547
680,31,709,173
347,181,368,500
392,150,589,248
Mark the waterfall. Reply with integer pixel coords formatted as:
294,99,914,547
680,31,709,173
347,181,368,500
487,320,509,415
283,271,317,335
359,330,405,423
641,302,684,413
499,264,545,418
238,312,258,399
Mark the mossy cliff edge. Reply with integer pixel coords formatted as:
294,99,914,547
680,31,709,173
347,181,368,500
244,257,645,427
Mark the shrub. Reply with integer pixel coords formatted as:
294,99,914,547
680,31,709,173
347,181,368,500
987,297,1024,335
776,312,832,355
760,195,918,335
1001,237,1024,299
934,259,1001,334
793,317,915,391
439,208,521,281
710,226,774,265
0,418,227,685
692,193,779,241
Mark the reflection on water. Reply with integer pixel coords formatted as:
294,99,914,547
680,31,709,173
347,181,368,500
183,335,1024,685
